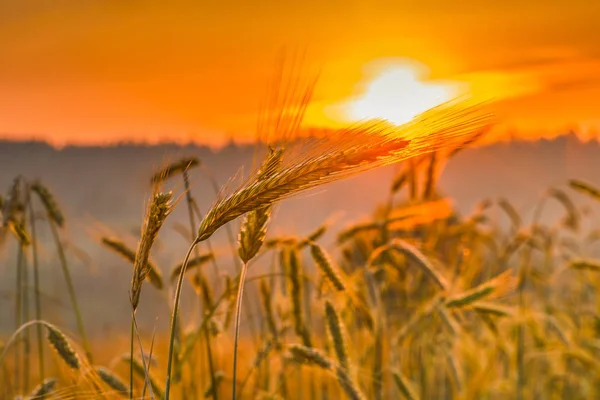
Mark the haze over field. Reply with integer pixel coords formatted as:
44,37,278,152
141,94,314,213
1,135,599,336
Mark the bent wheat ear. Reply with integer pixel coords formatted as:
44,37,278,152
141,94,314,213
569,179,600,201
96,366,128,396
151,157,200,183
30,181,64,227
169,253,214,283
548,188,579,231
386,239,450,290
197,104,492,242
288,344,333,369
45,325,80,370
288,344,366,400
2,176,23,228
569,259,600,272
101,237,163,292
131,191,173,310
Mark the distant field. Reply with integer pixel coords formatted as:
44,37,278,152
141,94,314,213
1,131,600,399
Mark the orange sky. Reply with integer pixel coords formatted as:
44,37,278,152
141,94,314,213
1,0,599,147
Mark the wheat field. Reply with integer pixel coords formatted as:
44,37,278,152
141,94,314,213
1,97,600,400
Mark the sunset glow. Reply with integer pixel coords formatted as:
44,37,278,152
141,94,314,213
344,62,462,125
0,1,599,146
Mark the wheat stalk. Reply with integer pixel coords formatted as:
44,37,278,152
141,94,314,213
130,191,173,311
197,104,491,242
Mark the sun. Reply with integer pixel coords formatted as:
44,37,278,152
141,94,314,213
344,60,464,125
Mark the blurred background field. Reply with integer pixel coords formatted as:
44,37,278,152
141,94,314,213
1,134,600,399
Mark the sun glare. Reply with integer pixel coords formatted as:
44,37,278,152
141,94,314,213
345,60,464,125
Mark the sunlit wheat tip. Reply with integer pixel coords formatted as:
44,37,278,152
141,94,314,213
196,104,491,242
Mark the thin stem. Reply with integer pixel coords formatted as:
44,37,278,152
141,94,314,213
27,196,45,393
232,262,249,400
132,311,155,400
48,218,93,363
192,200,261,348
0,320,49,367
183,171,218,400
165,240,199,400
21,242,30,392
14,242,24,393
129,317,134,399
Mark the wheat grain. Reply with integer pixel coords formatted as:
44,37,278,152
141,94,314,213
96,366,128,396
197,104,491,242
45,325,79,370
27,377,57,399
130,191,172,310
324,301,350,372
310,243,347,291
30,181,64,227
